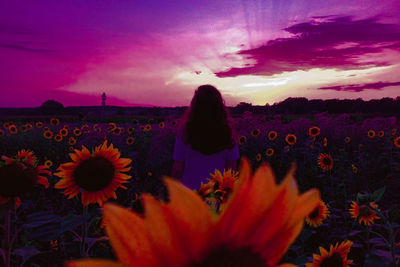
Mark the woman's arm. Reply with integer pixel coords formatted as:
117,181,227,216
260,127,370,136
171,160,184,181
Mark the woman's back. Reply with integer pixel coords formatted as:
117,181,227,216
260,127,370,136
171,85,239,189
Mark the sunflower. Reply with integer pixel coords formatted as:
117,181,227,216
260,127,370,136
159,122,165,129
0,151,50,207
50,118,59,126
317,154,333,171
344,137,351,143
128,127,135,135
26,123,33,130
132,119,139,125
351,164,358,174
256,153,262,162
54,141,132,206
323,137,327,147
145,124,152,132
3,122,10,129
251,129,260,137
349,201,380,226
54,134,63,142
392,128,397,136
305,200,330,227
60,128,68,137
107,123,117,132
209,168,239,202
267,131,277,141
377,130,384,137
69,137,77,146
309,126,320,137
95,127,102,133
239,136,247,145
20,124,28,133
44,160,53,168
126,137,135,145
73,128,82,136
8,125,18,134
306,240,353,267
197,180,215,200
63,125,70,130
394,137,400,148
0,129,4,136
17,149,37,165
43,126,50,131
140,125,145,130
43,130,54,140
67,158,320,267
266,148,274,157
113,127,122,136
285,134,297,145
367,130,375,138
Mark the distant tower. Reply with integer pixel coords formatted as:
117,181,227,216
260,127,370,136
101,92,106,121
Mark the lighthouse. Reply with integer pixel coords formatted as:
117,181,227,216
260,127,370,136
101,92,106,121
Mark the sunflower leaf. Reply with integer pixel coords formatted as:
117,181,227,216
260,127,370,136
372,187,386,203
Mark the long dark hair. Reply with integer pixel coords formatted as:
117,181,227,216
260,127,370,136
181,85,236,155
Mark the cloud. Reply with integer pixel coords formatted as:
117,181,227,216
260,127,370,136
215,15,400,77
0,43,56,53
318,81,400,92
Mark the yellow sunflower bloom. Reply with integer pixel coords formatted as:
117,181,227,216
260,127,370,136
0,129,4,136
60,128,68,137
367,130,375,138
349,201,380,226
394,137,400,148
251,129,260,137
266,148,274,157
377,130,384,137
43,130,53,139
317,154,333,171
239,136,247,145
54,134,63,142
209,168,239,204
67,159,320,267
8,125,18,134
267,131,278,141
306,240,353,267
0,151,50,207
126,137,135,145
344,137,351,143
305,200,330,227
309,126,320,137
159,122,165,129
285,134,297,145
68,137,77,146
54,141,132,206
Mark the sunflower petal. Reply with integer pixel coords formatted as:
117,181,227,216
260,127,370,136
103,203,158,267
66,259,125,267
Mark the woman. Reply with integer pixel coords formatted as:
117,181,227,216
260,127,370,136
171,85,239,189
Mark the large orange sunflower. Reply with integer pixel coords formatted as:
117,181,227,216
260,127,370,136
394,137,400,148
349,201,380,226
0,151,50,207
306,240,353,267
67,158,320,267
55,141,132,206
305,200,330,227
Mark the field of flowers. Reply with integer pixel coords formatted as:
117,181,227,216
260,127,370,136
0,112,399,266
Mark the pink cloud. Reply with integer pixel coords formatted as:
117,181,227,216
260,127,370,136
216,15,400,77
318,81,400,92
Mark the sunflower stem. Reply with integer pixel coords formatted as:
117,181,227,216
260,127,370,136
80,205,89,258
4,202,12,267
388,224,396,267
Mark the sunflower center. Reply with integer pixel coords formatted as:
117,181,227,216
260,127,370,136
73,156,115,192
190,246,267,267
322,158,331,165
311,129,318,135
0,163,38,197
359,205,373,217
288,137,294,142
309,206,320,219
319,252,343,267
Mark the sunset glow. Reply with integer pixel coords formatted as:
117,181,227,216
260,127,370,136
1,0,399,107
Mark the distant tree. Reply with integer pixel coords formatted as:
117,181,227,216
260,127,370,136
40,100,64,115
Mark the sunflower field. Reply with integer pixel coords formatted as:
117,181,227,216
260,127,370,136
0,112,399,266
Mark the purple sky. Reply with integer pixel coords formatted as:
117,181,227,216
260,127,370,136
1,0,400,107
